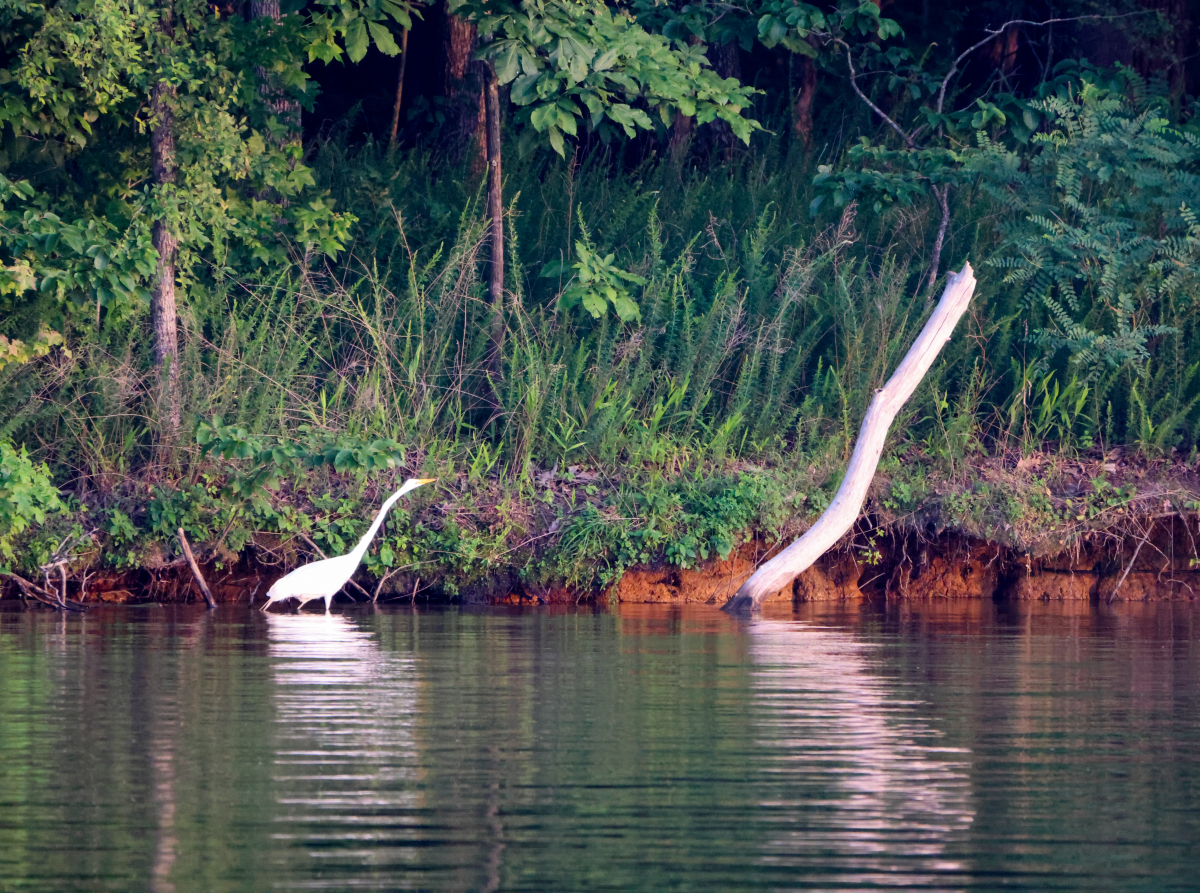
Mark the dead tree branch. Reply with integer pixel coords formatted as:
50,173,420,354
177,529,217,608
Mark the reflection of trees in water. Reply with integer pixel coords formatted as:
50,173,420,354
749,621,975,887
267,614,422,881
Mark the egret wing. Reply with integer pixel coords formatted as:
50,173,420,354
268,555,357,598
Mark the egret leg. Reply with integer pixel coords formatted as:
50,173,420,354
324,593,332,613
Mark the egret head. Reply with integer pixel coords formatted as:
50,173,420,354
395,477,436,498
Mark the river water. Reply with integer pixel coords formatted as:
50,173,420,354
0,600,1198,892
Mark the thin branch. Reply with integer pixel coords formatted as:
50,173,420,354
373,567,401,602
935,14,1146,115
1,570,87,612
925,183,952,298
838,40,915,148
1108,526,1151,603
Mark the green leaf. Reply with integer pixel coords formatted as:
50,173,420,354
367,21,400,56
345,18,368,63
580,289,607,318
568,52,588,83
611,293,640,322
497,46,521,84
511,74,540,105
593,48,617,71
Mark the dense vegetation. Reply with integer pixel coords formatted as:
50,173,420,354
3,0,1200,599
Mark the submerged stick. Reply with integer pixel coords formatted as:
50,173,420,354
1,570,87,612
723,262,978,613
177,529,217,609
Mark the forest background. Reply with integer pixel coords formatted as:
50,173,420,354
3,0,1200,601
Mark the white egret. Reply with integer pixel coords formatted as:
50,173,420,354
261,478,435,613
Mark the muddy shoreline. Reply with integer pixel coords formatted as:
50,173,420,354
6,518,1197,608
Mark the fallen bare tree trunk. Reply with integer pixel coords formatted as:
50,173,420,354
723,262,978,613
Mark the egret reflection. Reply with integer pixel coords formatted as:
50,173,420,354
749,621,974,886
267,613,423,874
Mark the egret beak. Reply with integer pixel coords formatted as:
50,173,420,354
415,478,437,485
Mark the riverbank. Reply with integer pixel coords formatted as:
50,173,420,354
5,444,1200,607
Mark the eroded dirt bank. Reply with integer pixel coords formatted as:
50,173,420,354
598,521,1200,606
9,517,1200,607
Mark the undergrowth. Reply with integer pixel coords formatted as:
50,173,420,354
7,72,1200,598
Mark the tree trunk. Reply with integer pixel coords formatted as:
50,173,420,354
443,4,485,167
708,41,742,158
924,184,951,302
387,27,410,154
712,40,741,81
792,52,818,146
247,0,301,154
484,64,504,376
151,0,180,437
723,263,978,613
667,111,694,168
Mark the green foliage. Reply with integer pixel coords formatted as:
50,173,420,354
975,75,1200,378
197,416,405,511
0,0,355,346
456,0,761,156
308,0,421,63
0,439,63,564
555,213,645,321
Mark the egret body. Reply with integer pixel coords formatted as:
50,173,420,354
261,478,435,612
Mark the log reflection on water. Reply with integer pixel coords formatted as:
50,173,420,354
749,620,975,885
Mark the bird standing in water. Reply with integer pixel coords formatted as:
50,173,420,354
260,478,435,613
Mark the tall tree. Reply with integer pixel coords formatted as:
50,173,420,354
150,0,181,434
0,0,394,449
451,0,761,350
247,0,302,149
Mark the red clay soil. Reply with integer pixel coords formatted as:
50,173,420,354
7,520,1200,607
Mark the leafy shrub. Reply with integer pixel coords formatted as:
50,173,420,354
0,440,64,564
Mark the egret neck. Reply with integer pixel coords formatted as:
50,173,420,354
347,479,433,566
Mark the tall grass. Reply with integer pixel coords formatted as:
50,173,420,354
5,125,1200,510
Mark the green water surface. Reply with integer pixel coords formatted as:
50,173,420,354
0,600,1197,891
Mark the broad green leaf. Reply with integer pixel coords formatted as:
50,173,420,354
367,20,400,56
497,45,521,84
345,17,368,62
611,293,640,322
580,289,606,317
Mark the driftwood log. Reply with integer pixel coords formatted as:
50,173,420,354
178,528,217,608
723,261,978,613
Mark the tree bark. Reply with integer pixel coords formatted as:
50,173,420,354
247,0,301,157
668,111,694,168
387,27,410,154
151,0,180,436
484,65,504,375
924,184,951,302
792,52,818,146
443,4,484,167
722,262,978,613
